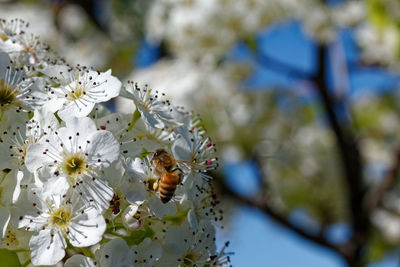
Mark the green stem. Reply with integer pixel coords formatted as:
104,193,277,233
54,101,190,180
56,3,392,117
127,108,141,131
12,249,29,253
80,247,94,258
21,259,31,267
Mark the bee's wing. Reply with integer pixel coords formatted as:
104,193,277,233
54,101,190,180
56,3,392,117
176,160,207,171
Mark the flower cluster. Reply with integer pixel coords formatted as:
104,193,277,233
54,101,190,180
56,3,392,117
0,18,230,266
145,0,365,61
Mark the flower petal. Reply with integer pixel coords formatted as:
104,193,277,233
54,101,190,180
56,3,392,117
96,238,135,267
87,130,120,168
65,255,96,267
68,206,106,247
29,229,66,266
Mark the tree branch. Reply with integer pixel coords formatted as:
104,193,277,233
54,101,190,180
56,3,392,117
313,45,367,266
217,178,341,253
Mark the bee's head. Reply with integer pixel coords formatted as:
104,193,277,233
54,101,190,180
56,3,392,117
151,149,167,162
153,149,164,157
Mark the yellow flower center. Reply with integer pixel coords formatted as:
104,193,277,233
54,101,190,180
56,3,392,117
68,87,84,101
182,250,202,267
61,153,87,180
51,206,71,229
2,229,19,249
0,79,17,107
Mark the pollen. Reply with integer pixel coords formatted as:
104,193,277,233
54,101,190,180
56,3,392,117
68,86,84,101
2,229,19,249
0,79,17,107
18,139,33,164
50,206,71,229
182,250,202,266
61,152,87,177
144,177,158,192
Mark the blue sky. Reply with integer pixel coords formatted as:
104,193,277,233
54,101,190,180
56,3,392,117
222,207,346,267
221,206,398,267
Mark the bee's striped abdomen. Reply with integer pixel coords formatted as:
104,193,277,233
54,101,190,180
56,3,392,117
159,172,180,203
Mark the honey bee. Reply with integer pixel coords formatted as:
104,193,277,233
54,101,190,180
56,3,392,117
151,149,184,203
151,148,210,203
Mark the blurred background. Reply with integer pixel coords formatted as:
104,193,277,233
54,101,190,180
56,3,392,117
2,0,400,266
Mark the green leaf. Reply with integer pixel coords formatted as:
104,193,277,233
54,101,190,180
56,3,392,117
122,225,154,246
127,108,141,131
54,111,62,123
0,249,21,267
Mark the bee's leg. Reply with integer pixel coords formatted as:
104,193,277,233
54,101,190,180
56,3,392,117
171,167,184,185
178,174,183,185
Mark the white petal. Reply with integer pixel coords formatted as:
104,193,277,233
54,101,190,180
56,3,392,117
187,209,199,230
24,141,55,172
30,229,66,266
164,222,192,255
42,176,69,199
0,206,10,242
27,109,59,139
65,255,96,267
0,52,10,77
123,158,147,182
97,238,135,267
41,64,71,80
58,101,96,120
148,196,177,219
132,238,162,266
139,106,164,128
42,97,65,113
121,204,143,231
87,130,120,168
87,69,121,101
194,220,217,254
171,133,192,161
125,183,147,204
76,176,113,212
101,159,125,188
0,169,23,205
63,116,97,143
68,207,106,247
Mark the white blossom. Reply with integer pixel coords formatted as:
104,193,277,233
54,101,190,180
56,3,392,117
0,52,47,117
121,81,174,129
156,221,217,267
42,65,121,120
15,187,106,266
0,17,225,267
95,238,135,267
25,116,119,211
